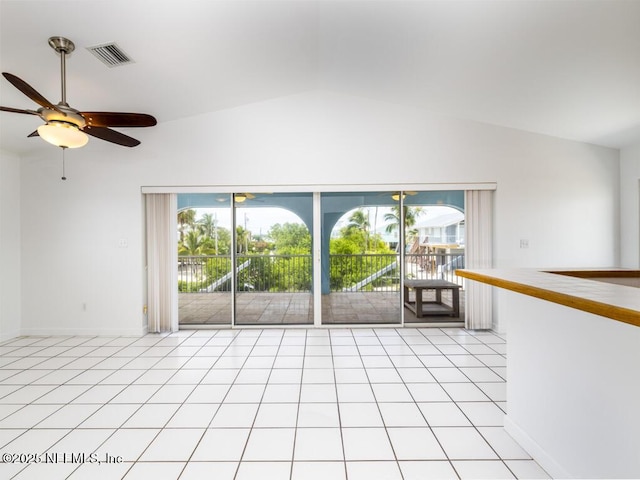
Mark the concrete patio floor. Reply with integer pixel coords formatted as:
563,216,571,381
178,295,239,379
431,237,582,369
179,290,465,327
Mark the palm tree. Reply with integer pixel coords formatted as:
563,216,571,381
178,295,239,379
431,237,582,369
198,213,219,253
178,230,215,256
384,205,423,251
347,209,371,251
348,209,370,231
198,213,216,237
236,226,251,254
178,230,215,281
177,209,197,242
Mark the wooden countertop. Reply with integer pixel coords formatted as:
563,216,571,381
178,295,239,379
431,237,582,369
456,268,640,328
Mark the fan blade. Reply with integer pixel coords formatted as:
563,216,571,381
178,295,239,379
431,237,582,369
81,112,157,128
1,105,40,115
84,126,140,147
28,130,39,137
2,72,64,114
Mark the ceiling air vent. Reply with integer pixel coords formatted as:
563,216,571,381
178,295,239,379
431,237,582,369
86,42,134,67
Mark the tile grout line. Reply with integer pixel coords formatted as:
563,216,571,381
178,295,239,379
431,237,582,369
330,329,349,480
286,329,308,480
440,328,520,479
383,327,456,479
355,328,406,480
231,328,286,480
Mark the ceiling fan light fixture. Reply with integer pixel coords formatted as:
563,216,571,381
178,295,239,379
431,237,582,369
1,37,156,151
37,121,89,149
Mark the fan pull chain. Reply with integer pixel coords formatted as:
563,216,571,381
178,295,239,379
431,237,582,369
61,146,67,181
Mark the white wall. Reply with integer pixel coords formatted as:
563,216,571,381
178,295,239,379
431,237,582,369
620,142,640,268
0,150,21,341
15,91,620,335
18,152,147,336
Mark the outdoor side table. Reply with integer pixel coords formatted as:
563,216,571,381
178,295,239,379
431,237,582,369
403,279,461,318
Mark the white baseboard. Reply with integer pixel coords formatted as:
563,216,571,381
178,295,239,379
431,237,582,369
0,329,21,343
504,415,571,479
19,326,147,337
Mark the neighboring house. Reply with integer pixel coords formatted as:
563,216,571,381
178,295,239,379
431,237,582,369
413,209,465,247
408,208,465,277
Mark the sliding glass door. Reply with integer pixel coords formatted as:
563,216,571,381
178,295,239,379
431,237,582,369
403,191,465,324
176,189,465,327
234,192,314,325
320,192,402,325
177,194,233,326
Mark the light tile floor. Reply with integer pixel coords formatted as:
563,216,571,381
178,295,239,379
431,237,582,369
0,328,550,480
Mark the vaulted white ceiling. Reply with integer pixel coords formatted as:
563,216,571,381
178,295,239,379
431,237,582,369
1,0,639,155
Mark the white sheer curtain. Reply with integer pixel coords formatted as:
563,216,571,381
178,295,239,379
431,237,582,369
464,190,494,330
145,193,178,333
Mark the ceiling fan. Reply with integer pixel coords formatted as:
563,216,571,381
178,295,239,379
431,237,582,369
384,191,418,201
234,193,276,203
234,193,256,203
0,36,156,148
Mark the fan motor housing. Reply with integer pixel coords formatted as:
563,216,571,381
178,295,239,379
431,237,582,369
39,105,86,129
48,36,75,54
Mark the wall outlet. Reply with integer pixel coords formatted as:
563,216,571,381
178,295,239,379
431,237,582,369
520,239,529,249
118,238,128,248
